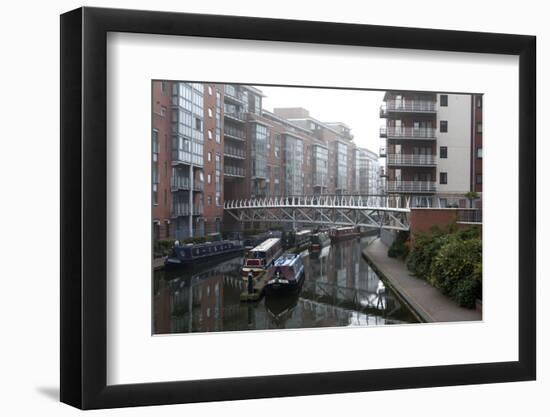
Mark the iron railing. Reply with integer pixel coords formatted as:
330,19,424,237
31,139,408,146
387,180,437,193
387,154,436,166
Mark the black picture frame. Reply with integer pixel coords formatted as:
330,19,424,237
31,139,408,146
60,6,536,410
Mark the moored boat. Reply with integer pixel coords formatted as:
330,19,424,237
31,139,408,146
310,231,330,251
165,238,244,268
329,226,360,242
241,237,283,278
264,253,305,295
282,229,312,250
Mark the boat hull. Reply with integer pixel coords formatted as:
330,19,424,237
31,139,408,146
264,271,305,296
165,247,243,269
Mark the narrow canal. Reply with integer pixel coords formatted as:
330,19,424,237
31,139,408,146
153,238,418,334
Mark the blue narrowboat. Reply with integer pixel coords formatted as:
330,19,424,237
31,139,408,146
165,238,244,268
264,253,305,295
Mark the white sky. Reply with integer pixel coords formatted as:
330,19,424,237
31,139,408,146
256,85,385,155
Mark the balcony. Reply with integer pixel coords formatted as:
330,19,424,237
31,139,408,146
379,146,387,157
224,166,246,178
171,177,190,191
387,153,436,167
172,204,190,217
193,181,204,191
223,86,245,104
224,145,246,160
380,100,436,117
385,126,436,140
223,125,246,141
387,180,437,193
224,110,246,123
193,205,203,216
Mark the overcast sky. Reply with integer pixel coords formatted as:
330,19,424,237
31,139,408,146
256,85,385,155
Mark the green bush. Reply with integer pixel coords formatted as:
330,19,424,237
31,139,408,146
430,234,482,308
405,226,482,309
154,239,176,257
388,231,410,259
406,227,450,281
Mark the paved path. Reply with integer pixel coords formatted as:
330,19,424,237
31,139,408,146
363,238,481,323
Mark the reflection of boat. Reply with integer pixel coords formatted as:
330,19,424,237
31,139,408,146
329,226,360,242
265,291,299,325
264,253,305,295
310,231,330,251
241,238,283,277
165,236,244,268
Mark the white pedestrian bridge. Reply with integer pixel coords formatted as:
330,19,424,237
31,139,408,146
223,195,411,231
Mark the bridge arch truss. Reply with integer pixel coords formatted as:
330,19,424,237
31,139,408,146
223,195,411,231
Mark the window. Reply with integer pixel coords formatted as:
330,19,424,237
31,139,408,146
476,122,482,133
440,146,448,158
439,198,448,208
440,94,448,106
208,86,213,95
208,152,212,162
477,147,483,158
208,130,213,140
195,117,202,131
207,174,212,184
160,106,166,116
440,120,448,132
439,172,448,184
208,108,213,118
161,81,168,94
476,174,482,184
152,129,159,205
208,195,212,206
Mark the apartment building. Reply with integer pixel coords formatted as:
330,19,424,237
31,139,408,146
355,147,380,195
152,82,380,242
380,91,482,207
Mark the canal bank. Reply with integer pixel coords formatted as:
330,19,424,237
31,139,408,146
362,238,481,323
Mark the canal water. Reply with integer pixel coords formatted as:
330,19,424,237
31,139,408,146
153,238,418,334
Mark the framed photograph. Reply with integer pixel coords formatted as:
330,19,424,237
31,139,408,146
60,6,536,409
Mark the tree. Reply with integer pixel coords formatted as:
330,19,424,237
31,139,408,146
464,191,480,208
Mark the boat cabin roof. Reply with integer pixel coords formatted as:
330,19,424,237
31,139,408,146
336,226,354,231
273,253,301,267
251,238,281,252
295,230,312,236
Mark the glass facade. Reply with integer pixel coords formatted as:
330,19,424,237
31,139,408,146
336,142,348,190
251,124,268,179
171,82,204,166
312,145,328,189
284,134,304,196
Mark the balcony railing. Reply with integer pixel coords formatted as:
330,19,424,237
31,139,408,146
387,180,437,193
171,177,190,191
387,154,436,166
379,146,387,157
224,110,246,122
193,181,204,191
224,145,246,159
224,166,246,178
223,125,245,141
380,100,436,116
385,126,436,140
172,204,190,217
457,209,482,224
224,86,244,103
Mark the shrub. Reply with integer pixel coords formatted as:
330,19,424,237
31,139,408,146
406,227,450,281
388,231,410,259
430,237,482,308
154,239,176,257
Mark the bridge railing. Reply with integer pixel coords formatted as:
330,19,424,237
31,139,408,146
224,194,410,210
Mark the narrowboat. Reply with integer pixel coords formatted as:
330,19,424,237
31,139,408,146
241,238,283,278
165,238,244,268
310,231,330,251
264,253,305,295
281,229,312,250
329,226,360,242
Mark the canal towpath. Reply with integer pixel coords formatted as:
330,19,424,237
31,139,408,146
362,238,481,323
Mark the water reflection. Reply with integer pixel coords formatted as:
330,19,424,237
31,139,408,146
153,238,418,334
